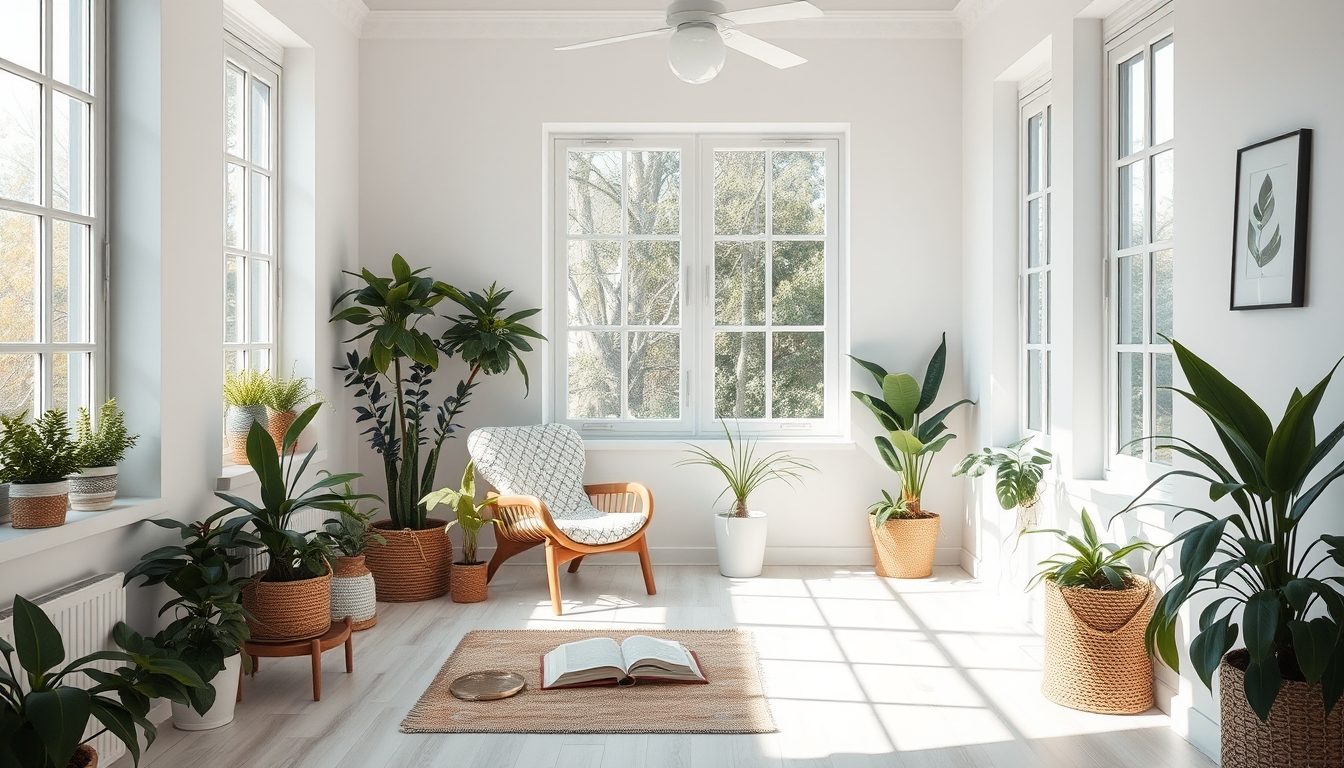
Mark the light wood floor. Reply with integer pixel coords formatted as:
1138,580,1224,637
116,565,1216,768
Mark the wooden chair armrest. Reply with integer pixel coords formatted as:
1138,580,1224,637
584,482,654,521
486,492,559,543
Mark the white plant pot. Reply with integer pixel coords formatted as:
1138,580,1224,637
714,510,768,578
172,652,242,731
69,465,118,511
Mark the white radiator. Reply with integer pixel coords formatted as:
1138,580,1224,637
0,573,128,764
236,506,329,577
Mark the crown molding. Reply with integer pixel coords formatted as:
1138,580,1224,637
953,0,1004,33
319,0,371,36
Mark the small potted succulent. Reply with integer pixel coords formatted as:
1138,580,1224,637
223,368,272,465
423,461,498,603
265,366,323,455
0,410,82,529
318,490,385,630
953,436,1053,539
70,399,139,511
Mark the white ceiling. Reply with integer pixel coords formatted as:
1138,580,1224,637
360,0,962,11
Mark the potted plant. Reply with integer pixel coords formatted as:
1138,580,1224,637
0,595,207,767
124,509,257,730
70,399,139,512
1116,338,1344,767
318,490,385,631
851,334,973,578
223,368,272,465
0,410,81,529
423,461,498,603
331,255,543,602
217,404,370,642
678,423,816,578
1024,509,1155,714
265,366,323,455
953,436,1053,538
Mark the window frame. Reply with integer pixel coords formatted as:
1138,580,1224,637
1019,85,1052,439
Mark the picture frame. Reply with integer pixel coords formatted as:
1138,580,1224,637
1229,128,1312,310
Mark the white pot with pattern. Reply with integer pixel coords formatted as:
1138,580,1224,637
69,465,118,511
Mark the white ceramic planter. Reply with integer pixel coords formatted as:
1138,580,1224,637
172,652,242,731
714,510,768,578
9,480,69,529
69,465,118,511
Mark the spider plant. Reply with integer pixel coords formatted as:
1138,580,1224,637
1026,508,1153,590
678,422,817,518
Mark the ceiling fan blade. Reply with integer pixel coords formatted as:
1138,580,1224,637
555,27,672,51
719,1,824,26
722,30,807,69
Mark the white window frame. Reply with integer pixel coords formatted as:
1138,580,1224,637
1020,83,1052,438
0,0,107,419
547,130,846,439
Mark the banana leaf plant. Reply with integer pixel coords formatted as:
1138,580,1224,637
1115,337,1344,721
851,333,974,515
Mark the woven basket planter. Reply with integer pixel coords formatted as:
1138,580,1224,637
365,519,453,602
69,466,118,512
67,744,97,768
1041,576,1155,714
331,555,378,631
451,562,488,603
871,512,940,578
1220,649,1344,767
10,481,69,529
225,404,268,465
267,408,298,455
241,570,333,642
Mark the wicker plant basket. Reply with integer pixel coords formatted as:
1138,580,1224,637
1220,649,1344,767
331,555,378,631
10,481,69,529
69,466,118,512
241,569,333,642
267,408,298,455
67,744,97,768
365,519,453,602
451,562,488,603
226,405,268,465
870,511,940,578
1041,576,1155,714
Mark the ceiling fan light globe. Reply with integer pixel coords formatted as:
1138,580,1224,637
667,23,725,84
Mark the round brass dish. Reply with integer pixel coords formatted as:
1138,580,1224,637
449,670,526,701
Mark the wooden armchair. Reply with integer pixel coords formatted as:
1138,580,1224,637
467,425,656,615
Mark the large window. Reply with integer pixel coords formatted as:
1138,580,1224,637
223,41,278,374
552,133,843,437
1109,22,1174,464
0,0,103,419
1021,87,1052,435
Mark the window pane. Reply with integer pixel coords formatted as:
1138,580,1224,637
772,240,824,326
53,93,90,214
0,0,42,73
1117,351,1145,457
772,331,824,419
52,220,89,343
567,151,621,235
1027,112,1043,194
715,331,765,419
626,151,679,235
568,330,621,419
627,241,679,326
1118,52,1145,157
53,0,90,91
0,209,38,342
248,347,269,373
1118,160,1145,249
566,240,620,326
1154,249,1173,344
1154,352,1173,464
250,170,269,253
1027,272,1043,344
0,70,41,204
224,349,241,375
715,241,765,325
224,254,240,343
1027,349,1045,432
0,353,36,416
225,66,244,157
1152,37,1174,146
225,163,245,248
52,352,89,416
1027,197,1044,267
1117,254,1144,344
772,150,825,236
714,151,766,236
248,258,270,343
628,331,679,419
1153,150,1174,243
251,77,270,168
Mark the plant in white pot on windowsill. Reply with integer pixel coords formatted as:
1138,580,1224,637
70,398,140,512
0,410,81,529
679,423,816,578
223,368,272,465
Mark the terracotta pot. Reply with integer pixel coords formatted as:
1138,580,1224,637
69,465,118,511
870,512,939,578
67,744,97,768
225,405,268,465
10,480,69,529
451,562,488,603
364,519,453,602
1041,576,1155,714
331,555,378,630
267,408,298,454
240,570,333,642
1220,649,1344,767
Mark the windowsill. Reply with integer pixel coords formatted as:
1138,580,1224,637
0,497,164,565
581,437,856,451
217,449,328,491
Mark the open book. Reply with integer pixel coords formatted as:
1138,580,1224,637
540,635,708,689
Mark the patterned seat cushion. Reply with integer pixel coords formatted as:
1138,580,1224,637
467,424,648,546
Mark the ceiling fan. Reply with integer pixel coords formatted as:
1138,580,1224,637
556,0,824,85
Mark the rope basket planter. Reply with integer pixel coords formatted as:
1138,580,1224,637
1220,649,1344,768
365,519,453,602
67,744,97,768
267,409,298,455
1041,576,1155,714
451,562,488,603
870,512,940,579
241,569,333,642
331,555,378,631
69,466,118,512
10,481,69,529
225,405,269,465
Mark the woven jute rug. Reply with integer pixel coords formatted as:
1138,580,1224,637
401,629,776,734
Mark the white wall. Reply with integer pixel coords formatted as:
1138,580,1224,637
358,35,967,564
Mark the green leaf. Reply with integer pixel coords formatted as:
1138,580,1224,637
852,391,900,431
1242,591,1279,663
1264,359,1338,492
1190,616,1238,690
848,355,888,388
917,433,955,456
1288,618,1336,686
27,687,91,768
89,696,140,765
1243,656,1282,722
882,374,921,426
12,595,65,677
888,430,924,455
1168,337,1274,463
874,436,902,473
1179,518,1228,579
916,399,974,441
916,333,947,414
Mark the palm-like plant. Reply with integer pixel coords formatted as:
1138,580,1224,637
1027,509,1153,590
422,462,498,565
439,283,546,394
678,422,816,517
953,437,1053,512
1116,337,1344,720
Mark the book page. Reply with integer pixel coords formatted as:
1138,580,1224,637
543,637,626,688
620,635,693,674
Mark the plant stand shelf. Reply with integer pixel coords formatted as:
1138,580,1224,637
239,617,354,702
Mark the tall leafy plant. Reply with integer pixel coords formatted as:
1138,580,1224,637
1116,337,1344,721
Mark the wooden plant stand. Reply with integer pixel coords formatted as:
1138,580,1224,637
239,617,354,702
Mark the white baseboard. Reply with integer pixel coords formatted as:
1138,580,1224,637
148,698,172,725
473,545,964,568
958,548,980,577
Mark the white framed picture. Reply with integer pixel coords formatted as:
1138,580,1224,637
1230,129,1313,310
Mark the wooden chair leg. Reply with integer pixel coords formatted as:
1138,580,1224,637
567,555,585,574
545,543,564,615
488,536,539,582
311,639,322,701
637,536,656,596
345,636,354,673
